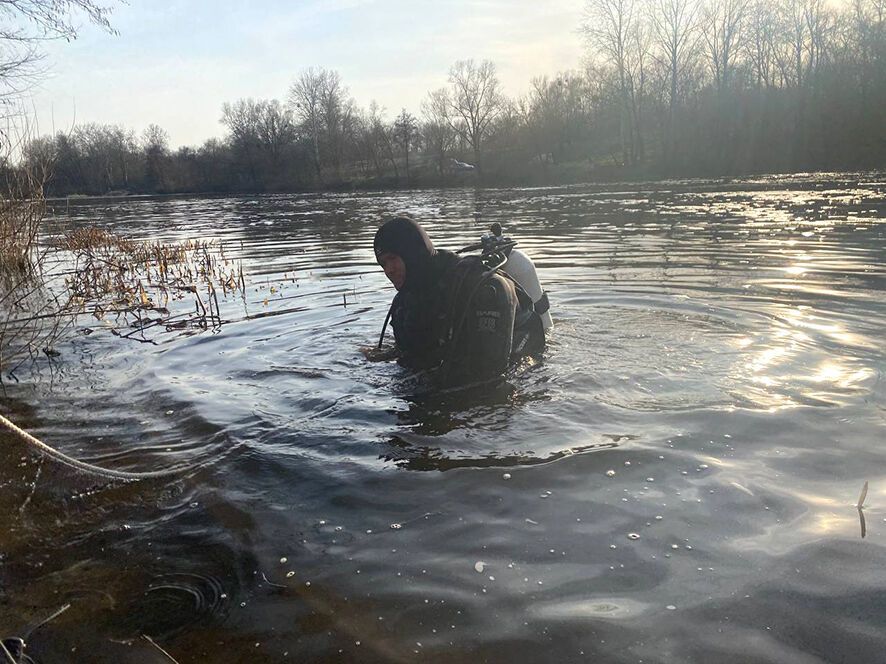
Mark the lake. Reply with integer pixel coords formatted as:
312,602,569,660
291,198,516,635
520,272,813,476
2,174,885,663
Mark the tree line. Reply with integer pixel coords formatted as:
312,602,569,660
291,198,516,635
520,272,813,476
24,0,886,196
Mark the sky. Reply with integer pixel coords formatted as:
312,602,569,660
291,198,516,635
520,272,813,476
30,0,585,149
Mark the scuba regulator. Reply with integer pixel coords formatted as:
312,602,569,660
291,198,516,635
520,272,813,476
458,222,518,273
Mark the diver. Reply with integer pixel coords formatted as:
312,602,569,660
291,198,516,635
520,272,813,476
368,216,547,386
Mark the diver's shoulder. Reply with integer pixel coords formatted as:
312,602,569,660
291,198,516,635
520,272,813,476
434,248,459,265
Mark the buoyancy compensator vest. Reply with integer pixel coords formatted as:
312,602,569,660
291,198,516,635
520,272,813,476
438,254,519,385
437,239,546,386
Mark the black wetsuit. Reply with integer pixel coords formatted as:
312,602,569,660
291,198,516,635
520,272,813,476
389,249,460,370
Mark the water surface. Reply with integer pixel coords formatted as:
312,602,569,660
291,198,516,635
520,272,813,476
2,174,885,662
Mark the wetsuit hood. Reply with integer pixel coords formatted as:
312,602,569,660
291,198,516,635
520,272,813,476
374,217,436,290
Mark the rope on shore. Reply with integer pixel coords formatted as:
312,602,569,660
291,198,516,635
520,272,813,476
0,412,180,482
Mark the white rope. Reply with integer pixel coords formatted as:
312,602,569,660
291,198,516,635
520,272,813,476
0,411,180,481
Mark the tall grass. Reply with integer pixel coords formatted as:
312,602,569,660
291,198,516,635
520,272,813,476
0,158,47,282
0,135,69,382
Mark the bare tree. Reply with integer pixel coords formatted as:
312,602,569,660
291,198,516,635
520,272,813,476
625,18,651,164
421,88,455,176
320,70,353,178
847,0,885,96
255,100,297,167
221,99,264,187
393,108,418,183
782,0,810,87
65,123,134,192
744,0,778,87
221,99,297,189
700,0,750,91
443,59,504,172
142,123,169,191
764,0,832,89
352,107,377,176
287,68,353,181
527,76,564,164
649,0,701,160
287,68,326,179
0,1,118,107
582,0,639,165
368,102,398,179
803,0,834,81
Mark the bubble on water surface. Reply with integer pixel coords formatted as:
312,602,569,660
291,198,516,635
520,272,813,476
606,470,616,477
628,533,640,540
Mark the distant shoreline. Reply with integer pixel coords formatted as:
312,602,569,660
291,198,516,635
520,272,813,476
47,167,885,204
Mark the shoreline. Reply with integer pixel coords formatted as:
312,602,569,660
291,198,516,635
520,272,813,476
47,168,886,203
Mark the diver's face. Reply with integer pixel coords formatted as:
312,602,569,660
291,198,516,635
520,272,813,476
378,252,406,290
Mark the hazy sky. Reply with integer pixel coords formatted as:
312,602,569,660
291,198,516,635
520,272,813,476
31,0,584,148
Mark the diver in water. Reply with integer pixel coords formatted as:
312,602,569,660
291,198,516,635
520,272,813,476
369,216,545,386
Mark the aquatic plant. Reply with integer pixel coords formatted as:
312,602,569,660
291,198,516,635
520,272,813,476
1,201,246,381
62,228,246,343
